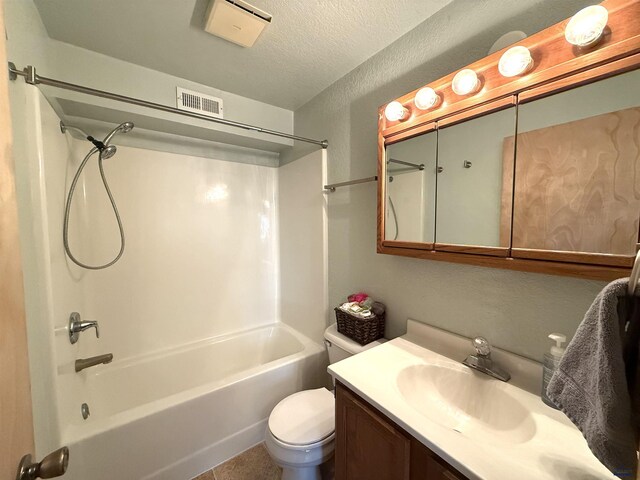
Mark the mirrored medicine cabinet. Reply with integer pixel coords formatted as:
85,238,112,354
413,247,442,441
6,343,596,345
377,0,640,280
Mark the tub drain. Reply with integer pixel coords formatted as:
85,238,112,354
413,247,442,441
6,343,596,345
81,403,90,420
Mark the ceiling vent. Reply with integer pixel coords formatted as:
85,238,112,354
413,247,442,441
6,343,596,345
204,0,272,48
176,87,224,119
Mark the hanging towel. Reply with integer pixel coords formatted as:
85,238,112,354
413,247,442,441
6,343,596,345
547,279,638,478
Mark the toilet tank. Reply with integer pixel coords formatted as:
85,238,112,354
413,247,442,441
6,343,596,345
323,323,386,364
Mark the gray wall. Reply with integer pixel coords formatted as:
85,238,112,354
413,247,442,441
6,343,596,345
285,0,605,361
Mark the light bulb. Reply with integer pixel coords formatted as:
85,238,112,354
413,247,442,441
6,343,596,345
498,46,533,77
565,5,608,48
414,87,441,110
452,69,480,96
384,101,408,122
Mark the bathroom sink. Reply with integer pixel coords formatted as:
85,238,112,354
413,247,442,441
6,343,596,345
396,363,536,445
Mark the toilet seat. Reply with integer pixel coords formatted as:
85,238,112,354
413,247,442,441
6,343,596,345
268,387,335,446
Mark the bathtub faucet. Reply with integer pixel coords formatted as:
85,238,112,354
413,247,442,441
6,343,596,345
75,353,113,373
68,312,100,344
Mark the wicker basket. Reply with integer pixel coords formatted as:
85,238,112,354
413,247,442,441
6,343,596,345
334,307,385,345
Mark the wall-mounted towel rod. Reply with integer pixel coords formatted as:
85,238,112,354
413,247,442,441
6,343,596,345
388,158,424,170
628,250,640,296
324,176,378,192
7,63,328,149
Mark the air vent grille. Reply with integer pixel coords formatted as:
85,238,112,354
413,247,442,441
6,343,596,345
176,87,224,118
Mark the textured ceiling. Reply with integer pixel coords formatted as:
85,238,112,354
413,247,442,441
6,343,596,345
33,0,452,109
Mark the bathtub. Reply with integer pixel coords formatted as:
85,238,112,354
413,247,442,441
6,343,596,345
61,323,326,480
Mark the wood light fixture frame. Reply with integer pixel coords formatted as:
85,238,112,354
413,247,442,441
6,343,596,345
377,0,640,281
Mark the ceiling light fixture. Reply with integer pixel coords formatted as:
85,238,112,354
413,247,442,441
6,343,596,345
452,69,480,96
385,101,409,122
565,5,608,48
498,46,534,77
414,87,441,110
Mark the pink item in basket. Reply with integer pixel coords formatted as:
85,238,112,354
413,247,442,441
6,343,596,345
347,292,368,303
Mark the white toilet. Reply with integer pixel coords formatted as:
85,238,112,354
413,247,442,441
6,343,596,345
265,323,386,480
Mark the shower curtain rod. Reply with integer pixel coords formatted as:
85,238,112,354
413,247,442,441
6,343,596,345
7,63,329,149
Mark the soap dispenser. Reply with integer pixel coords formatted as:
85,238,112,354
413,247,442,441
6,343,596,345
541,333,566,408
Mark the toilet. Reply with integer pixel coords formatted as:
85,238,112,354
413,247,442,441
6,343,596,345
265,323,386,480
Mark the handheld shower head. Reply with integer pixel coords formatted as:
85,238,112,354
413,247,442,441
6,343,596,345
103,122,135,146
101,145,118,160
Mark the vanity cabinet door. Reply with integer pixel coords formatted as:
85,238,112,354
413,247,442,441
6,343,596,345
336,383,411,480
336,383,469,480
410,438,466,480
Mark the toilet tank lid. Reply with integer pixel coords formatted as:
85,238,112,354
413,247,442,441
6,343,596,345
269,388,334,445
324,323,387,355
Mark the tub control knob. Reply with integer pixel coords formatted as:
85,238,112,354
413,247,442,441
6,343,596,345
68,312,100,344
16,446,69,479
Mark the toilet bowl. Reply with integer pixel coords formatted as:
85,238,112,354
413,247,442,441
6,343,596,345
265,323,386,480
265,388,335,480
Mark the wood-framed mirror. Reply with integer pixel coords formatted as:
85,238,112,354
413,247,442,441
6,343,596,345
377,0,640,280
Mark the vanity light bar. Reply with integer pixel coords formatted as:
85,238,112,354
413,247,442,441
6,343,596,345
386,4,610,125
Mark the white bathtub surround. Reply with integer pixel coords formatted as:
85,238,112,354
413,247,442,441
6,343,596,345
12,84,329,477
278,149,328,345
328,320,617,480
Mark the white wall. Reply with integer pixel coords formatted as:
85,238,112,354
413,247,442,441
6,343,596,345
278,150,328,344
284,0,606,362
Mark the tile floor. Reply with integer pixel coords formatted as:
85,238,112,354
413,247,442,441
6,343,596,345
192,443,282,480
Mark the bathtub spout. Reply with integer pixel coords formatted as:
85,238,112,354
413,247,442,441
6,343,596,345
75,353,113,372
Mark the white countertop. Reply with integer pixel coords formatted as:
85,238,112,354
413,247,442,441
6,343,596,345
328,321,617,480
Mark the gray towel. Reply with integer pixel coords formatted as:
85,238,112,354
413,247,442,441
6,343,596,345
547,279,637,478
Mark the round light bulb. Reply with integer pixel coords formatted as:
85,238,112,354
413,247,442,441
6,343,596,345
565,5,608,48
384,101,408,122
498,46,533,77
414,87,441,110
451,69,480,96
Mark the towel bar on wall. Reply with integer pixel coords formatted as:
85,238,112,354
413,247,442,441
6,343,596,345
324,176,378,192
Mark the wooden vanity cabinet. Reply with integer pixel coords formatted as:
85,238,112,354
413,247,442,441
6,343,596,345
335,382,467,480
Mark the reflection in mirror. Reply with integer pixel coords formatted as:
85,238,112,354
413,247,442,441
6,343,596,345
514,68,640,257
384,131,437,243
436,106,516,249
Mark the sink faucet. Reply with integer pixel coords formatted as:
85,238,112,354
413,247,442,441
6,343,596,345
462,337,511,382
75,354,113,373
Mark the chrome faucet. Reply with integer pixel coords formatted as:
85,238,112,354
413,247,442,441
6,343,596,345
68,312,99,344
462,336,511,382
75,353,113,373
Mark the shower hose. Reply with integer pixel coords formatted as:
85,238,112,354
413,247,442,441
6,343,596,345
63,147,125,270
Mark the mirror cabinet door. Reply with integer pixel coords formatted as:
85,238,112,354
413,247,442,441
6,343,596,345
513,68,640,266
434,105,516,255
384,130,437,244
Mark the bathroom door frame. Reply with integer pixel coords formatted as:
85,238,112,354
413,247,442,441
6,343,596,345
0,1,36,479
